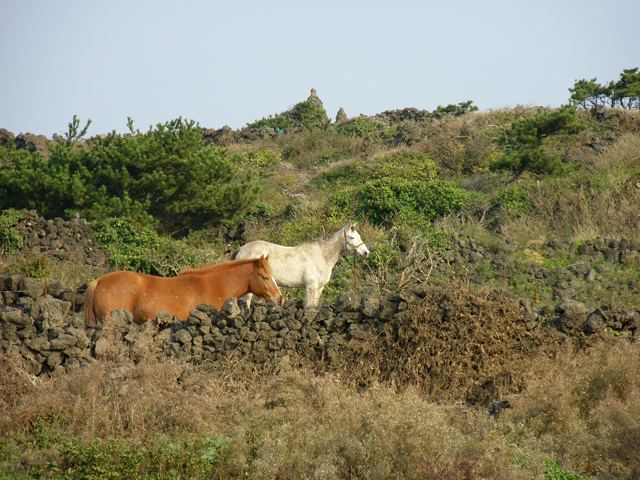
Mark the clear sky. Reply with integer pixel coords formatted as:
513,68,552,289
1,0,639,137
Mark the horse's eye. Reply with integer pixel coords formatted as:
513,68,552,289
262,275,269,281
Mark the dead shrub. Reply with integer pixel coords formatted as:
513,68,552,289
0,356,35,413
331,283,574,404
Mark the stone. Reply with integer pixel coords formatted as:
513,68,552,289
111,309,133,333
17,296,34,309
244,331,258,342
46,351,64,368
268,337,283,351
585,269,598,282
50,334,77,350
156,311,172,327
2,291,17,305
556,299,590,332
174,329,193,345
45,279,66,298
284,318,302,331
196,304,219,315
409,284,432,298
379,301,399,321
301,309,318,323
66,326,91,350
2,310,32,327
26,335,51,353
251,306,268,323
604,248,619,262
24,357,42,375
348,323,367,340
584,314,606,334
94,337,109,358
18,277,45,299
626,312,640,329
63,345,82,358
32,298,71,330
334,292,359,313
468,252,484,262
7,275,24,292
188,309,209,324
154,328,172,343
569,261,590,277
336,312,363,325
221,297,240,318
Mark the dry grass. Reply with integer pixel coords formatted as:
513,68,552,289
1,357,529,479
2,310,638,478
504,340,640,478
592,133,640,171
498,135,640,243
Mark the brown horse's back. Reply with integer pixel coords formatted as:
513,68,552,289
83,258,282,325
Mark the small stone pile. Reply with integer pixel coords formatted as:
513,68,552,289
5,209,109,266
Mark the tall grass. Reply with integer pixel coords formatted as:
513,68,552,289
3,340,640,478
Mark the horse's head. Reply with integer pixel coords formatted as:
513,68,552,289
344,223,369,259
250,255,284,306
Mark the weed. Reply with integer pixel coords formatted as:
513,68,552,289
0,209,23,254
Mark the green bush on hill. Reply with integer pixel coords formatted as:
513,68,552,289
0,208,23,254
490,106,586,184
359,178,475,226
247,99,329,131
0,118,258,235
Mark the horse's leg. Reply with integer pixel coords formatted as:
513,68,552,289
305,284,324,309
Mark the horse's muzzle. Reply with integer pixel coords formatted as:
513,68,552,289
358,247,370,259
278,295,284,307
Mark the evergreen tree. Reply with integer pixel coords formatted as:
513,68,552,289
0,117,258,235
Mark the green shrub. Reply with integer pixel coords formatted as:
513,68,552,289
93,217,202,275
93,217,161,272
38,435,229,479
247,99,329,131
435,100,479,116
359,179,472,226
0,208,23,253
490,106,586,183
334,115,386,139
495,185,532,216
544,459,588,480
0,118,258,235
243,148,282,168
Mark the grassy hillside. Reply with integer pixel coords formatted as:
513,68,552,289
2,86,640,479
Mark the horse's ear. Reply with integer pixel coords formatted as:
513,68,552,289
350,222,357,231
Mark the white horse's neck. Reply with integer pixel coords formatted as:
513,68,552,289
312,227,348,267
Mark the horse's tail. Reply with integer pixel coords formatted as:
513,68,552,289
230,249,239,260
83,280,99,324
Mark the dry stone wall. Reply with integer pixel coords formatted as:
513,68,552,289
2,274,639,379
5,209,109,267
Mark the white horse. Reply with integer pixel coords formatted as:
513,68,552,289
232,223,369,308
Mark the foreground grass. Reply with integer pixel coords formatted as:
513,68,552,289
2,340,640,479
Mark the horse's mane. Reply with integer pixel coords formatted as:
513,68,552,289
305,225,346,246
178,258,256,276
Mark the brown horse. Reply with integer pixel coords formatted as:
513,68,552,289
84,256,282,325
